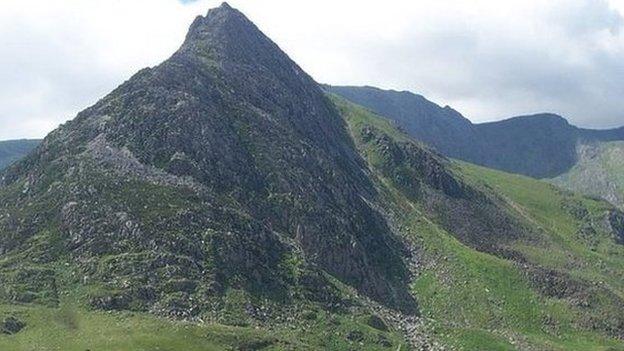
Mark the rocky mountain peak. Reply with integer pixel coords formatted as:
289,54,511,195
181,2,276,64
0,3,415,314
219,1,232,9
185,1,248,41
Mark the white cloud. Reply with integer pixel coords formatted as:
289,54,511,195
1,0,623,140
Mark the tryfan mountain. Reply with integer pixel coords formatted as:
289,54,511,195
1,3,624,350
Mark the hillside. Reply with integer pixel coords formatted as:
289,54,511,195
0,139,40,170
1,3,624,351
0,4,419,350
325,85,624,179
552,141,624,209
334,96,624,350
323,85,481,162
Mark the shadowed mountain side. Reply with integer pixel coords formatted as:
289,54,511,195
0,139,40,171
0,3,415,314
325,85,624,179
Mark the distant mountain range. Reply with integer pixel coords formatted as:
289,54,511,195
325,85,624,179
0,139,40,170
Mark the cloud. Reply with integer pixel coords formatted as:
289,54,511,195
0,0,212,140
1,0,623,140
279,0,624,127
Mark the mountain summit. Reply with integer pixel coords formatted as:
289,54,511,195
1,1,414,317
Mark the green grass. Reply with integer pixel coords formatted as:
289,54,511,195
0,304,289,351
460,162,624,292
0,303,407,351
2,95,623,350
335,95,624,350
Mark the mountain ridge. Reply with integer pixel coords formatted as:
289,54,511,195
325,85,624,179
0,139,40,171
0,0,416,317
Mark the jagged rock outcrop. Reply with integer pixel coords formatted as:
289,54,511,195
0,3,414,316
354,123,528,253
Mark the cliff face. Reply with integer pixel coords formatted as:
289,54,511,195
0,3,414,315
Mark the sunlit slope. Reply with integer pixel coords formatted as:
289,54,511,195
334,95,624,351
0,303,407,351
552,141,624,209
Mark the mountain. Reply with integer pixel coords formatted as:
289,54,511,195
324,86,481,162
475,113,579,178
0,4,416,349
325,85,624,179
334,98,624,350
1,1,416,312
0,139,40,170
552,141,624,209
2,3,624,350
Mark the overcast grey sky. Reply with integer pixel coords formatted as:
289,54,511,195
1,0,624,140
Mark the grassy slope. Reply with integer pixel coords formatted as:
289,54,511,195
455,163,624,350
333,95,624,351
552,141,624,209
0,304,273,351
0,302,408,351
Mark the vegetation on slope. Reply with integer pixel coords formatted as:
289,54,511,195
1,94,623,351
0,160,408,349
0,303,407,350
1,3,623,350
552,141,624,209
333,95,624,350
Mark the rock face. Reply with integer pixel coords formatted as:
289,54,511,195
606,210,624,244
325,85,624,179
552,141,624,209
352,120,529,253
1,316,25,334
0,3,413,315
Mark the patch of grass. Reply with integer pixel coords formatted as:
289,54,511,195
336,95,624,350
459,161,624,291
0,304,284,351
0,303,406,351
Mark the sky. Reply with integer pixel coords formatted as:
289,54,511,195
1,0,624,140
